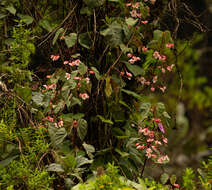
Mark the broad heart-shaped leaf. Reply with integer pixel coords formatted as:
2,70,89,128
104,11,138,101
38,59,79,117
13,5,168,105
78,62,88,75
78,32,92,49
105,76,112,97
125,62,144,76
39,19,53,32
6,5,16,15
160,173,169,185
53,28,64,45
15,84,32,103
77,119,87,141
170,174,177,185
65,33,77,48
46,163,64,172
82,143,95,159
83,0,105,8
17,14,34,25
48,126,67,147
32,92,44,106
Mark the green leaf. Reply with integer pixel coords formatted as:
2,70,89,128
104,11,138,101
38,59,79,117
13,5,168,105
63,154,77,169
17,14,34,25
77,119,88,141
46,163,64,172
78,62,88,75
105,76,112,97
91,67,101,80
6,5,16,15
160,173,169,185
78,33,91,49
76,156,93,168
121,89,143,101
97,115,113,125
48,126,67,147
83,143,95,159
125,17,138,26
125,62,144,76
115,148,130,157
138,178,147,190
119,44,132,54
170,174,177,185
0,155,18,169
65,33,77,48
15,84,32,103
139,102,152,120
32,92,44,106
39,19,53,32
53,28,64,45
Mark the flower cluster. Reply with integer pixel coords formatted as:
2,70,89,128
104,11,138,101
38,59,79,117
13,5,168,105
136,122,169,164
127,53,141,64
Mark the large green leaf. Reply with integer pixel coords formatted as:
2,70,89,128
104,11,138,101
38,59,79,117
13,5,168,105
121,89,143,101
65,33,77,48
48,126,67,147
77,119,87,141
39,19,53,32
160,173,169,185
17,14,34,25
78,62,88,75
46,163,64,172
82,143,95,159
32,92,44,106
78,33,91,49
125,62,144,76
6,5,16,15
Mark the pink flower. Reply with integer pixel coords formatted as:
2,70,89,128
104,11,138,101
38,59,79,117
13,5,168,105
46,75,51,78
147,138,154,142
85,77,90,84
157,157,163,163
139,77,146,85
159,55,166,61
63,61,69,65
145,81,151,85
146,148,153,154
173,184,180,188
163,155,169,161
43,116,54,122
50,55,60,61
151,145,156,150
126,71,132,78
120,71,124,76
151,154,157,158
142,46,148,52
129,58,135,64
126,3,132,7
73,120,78,127
148,131,154,138
136,144,145,150
65,73,71,80
89,70,95,74
166,43,174,48
146,152,152,158
152,76,158,83
151,87,155,92
163,137,168,144
143,128,149,136
158,122,165,133
141,20,148,24
153,51,160,59
77,82,81,87
153,118,161,123
130,10,137,18
159,86,166,93
58,120,64,127
127,53,133,58
73,77,81,81
74,59,81,66
155,140,162,145
136,13,142,18
79,93,89,100
161,68,166,73
60,36,65,40
167,64,175,71
132,2,140,9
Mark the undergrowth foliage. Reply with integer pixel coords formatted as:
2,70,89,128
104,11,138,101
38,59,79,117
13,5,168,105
0,0,211,189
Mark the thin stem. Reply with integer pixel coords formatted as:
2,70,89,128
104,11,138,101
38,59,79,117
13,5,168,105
141,157,147,178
